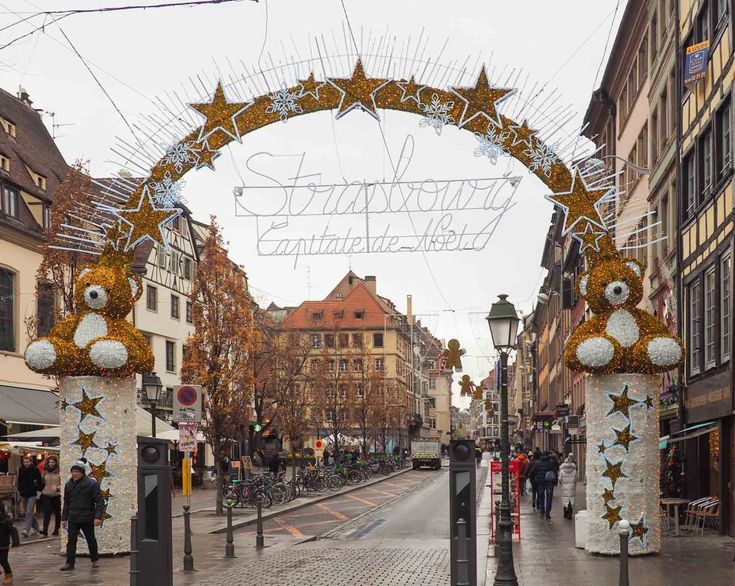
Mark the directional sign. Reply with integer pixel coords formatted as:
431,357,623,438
173,384,202,423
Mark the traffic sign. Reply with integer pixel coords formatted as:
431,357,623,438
314,439,324,450
173,385,202,423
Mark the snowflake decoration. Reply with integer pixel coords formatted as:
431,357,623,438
265,88,303,122
523,142,559,178
473,126,509,165
149,171,185,208
419,93,455,135
160,141,199,173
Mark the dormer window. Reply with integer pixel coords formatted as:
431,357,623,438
0,116,16,138
333,310,344,319
354,310,364,319
0,154,9,173
36,175,46,190
1,184,18,218
312,311,323,321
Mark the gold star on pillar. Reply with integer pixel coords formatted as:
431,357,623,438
327,59,390,120
297,72,326,101
643,395,654,409
601,503,623,529
60,398,69,411
508,119,536,148
451,66,515,128
612,423,638,451
602,458,627,489
89,462,112,484
189,81,252,144
630,516,649,543
72,430,100,453
606,385,639,419
574,222,607,254
545,170,610,235
105,442,118,457
597,441,607,454
601,488,615,505
100,488,112,501
116,188,182,250
100,511,113,526
395,76,426,105
71,386,103,420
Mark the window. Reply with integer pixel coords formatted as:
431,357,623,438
659,194,669,257
619,85,628,123
338,333,349,347
356,383,364,397
354,359,363,371
42,205,50,229
171,294,180,319
669,71,677,135
430,419,436,430
0,268,15,351
716,100,731,175
311,311,322,321
660,88,668,149
697,4,710,42
310,334,322,348
637,124,648,167
325,334,335,348
638,34,648,84
352,333,363,347
375,357,384,371
684,152,696,215
689,279,702,375
165,340,176,372
339,358,348,372
0,154,9,172
354,310,364,319
327,359,335,372
333,310,344,319
722,254,731,361
35,174,46,190
157,247,166,268
171,215,180,231
1,184,18,217
705,267,717,368
310,359,320,373
146,285,158,311
373,332,384,347
186,300,192,323
37,282,55,337
338,384,347,399
700,128,713,195
714,0,727,27
651,109,659,163
651,13,658,56
183,257,192,280
429,378,436,389
169,251,179,275
627,64,638,106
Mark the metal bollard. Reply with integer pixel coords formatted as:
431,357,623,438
456,518,470,586
256,499,264,549
183,504,195,573
129,513,139,586
618,519,630,586
225,500,235,558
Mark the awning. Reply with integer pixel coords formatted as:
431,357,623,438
659,421,717,449
0,385,58,426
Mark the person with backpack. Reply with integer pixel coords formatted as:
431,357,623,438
0,503,19,584
531,452,555,519
526,449,541,509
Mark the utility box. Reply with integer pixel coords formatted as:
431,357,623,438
449,439,476,586
136,436,173,586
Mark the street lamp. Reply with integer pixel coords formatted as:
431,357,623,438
486,294,520,586
143,371,163,438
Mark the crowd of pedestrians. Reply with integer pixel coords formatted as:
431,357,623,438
519,448,578,521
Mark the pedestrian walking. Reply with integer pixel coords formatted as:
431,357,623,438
475,447,482,467
527,449,541,508
558,455,578,519
531,451,555,519
515,452,529,495
39,455,61,537
60,459,105,571
0,503,20,584
16,456,42,538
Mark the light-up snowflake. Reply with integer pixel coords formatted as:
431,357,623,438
473,126,509,165
160,141,199,173
419,93,455,135
265,88,304,122
524,142,559,178
149,171,185,208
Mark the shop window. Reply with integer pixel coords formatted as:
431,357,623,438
689,279,702,375
721,254,731,362
0,268,15,352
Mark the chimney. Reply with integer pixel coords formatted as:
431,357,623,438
407,294,413,327
365,275,376,296
18,87,33,108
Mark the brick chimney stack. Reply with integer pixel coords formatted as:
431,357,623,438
365,275,377,296
18,87,33,108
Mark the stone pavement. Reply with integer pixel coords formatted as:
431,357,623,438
484,482,735,586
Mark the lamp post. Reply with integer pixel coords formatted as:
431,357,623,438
486,294,520,586
143,372,163,438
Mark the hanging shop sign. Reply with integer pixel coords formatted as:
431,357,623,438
684,40,710,85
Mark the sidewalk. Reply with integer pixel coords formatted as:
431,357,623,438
484,483,735,586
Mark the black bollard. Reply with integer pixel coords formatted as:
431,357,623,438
183,504,194,573
619,520,630,586
256,499,264,549
456,518,470,586
129,513,139,586
225,500,235,558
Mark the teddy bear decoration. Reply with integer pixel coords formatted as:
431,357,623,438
25,248,154,377
442,339,465,372
564,248,683,374
457,374,475,397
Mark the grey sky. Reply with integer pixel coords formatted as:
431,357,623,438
1,0,624,406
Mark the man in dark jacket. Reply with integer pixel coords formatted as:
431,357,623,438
17,456,42,537
60,459,105,571
531,452,555,519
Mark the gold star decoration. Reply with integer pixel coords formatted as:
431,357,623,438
601,503,623,529
601,458,627,489
105,441,118,457
116,188,182,250
395,76,426,104
612,423,638,451
101,219,131,252
100,511,113,526
189,81,252,144
597,441,607,454
89,462,112,484
100,488,112,501
629,516,649,543
606,385,639,419
194,141,220,171
71,386,103,420
451,66,515,128
297,72,326,101
545,169,610,235
327,59,391,121
643,395,654,409
574,222,607,254
72,430,100,454
508,119,536,148
60,398,69,411
601,488,615,505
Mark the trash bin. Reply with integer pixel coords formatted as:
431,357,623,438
575,510,588,549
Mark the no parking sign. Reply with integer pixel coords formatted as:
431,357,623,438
173,384,202,423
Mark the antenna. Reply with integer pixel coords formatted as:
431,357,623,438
45,111,76,139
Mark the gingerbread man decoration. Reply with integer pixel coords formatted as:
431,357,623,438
442,339,465,372
458,374,475,397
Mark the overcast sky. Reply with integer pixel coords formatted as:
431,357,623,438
1,0,624,407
